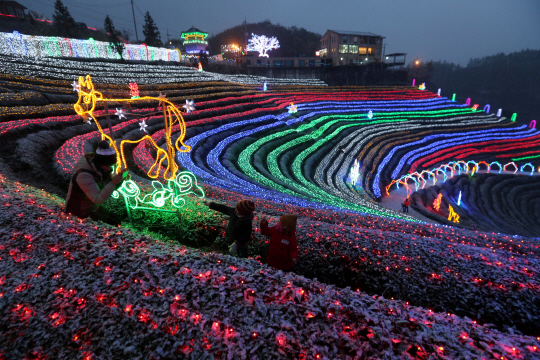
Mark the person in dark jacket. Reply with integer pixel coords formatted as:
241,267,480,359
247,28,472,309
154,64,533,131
260,214,299,271
204,199,255,258
64,140,125,225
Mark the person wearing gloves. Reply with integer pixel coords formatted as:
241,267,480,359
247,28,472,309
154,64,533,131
64,140,126,225
260,214,299,271
204,199,255,258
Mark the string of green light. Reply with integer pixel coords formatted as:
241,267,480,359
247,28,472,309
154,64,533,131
237,116,412,218
237,108,474,219
512,154,540,161
269,120,411,218
112,171,205,210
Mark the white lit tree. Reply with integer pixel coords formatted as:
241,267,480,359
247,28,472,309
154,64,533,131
245,33,280,58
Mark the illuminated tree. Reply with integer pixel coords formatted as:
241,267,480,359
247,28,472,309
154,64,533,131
245,33,280,58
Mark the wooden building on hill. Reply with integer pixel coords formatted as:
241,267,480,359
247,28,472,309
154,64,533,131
319,30,384,66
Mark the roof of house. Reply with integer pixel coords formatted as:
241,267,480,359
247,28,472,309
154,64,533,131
1,1,27,10
324,30,383,37
181,26,208,37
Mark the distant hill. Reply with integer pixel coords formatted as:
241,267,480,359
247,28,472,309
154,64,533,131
418,49,540,124
207,20,321,58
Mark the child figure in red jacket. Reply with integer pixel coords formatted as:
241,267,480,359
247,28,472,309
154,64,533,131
260,214,299,271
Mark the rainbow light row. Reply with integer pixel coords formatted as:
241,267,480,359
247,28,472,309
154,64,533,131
385,160,538,195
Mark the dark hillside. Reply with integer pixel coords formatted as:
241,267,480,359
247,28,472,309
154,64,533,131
418,49,540,125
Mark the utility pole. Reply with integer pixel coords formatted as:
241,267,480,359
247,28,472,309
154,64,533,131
167,28,171,44
382,44,386,71
244,18,247,52
131,0,138,42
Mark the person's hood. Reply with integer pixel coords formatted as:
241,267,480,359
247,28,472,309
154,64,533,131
275,222,296,236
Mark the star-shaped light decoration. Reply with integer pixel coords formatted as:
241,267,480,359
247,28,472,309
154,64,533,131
183,99,196,114
115,108,126,120
156,92,167,105
71,80,80,92
139,120,148,134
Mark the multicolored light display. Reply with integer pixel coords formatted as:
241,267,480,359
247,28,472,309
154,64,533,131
386,160,538,195
0,31,179,61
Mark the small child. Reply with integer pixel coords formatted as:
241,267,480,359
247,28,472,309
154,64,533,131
205,199,255,258
403,197,411,213
260,214,299,271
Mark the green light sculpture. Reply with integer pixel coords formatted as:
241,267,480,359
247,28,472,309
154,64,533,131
112,171,205,213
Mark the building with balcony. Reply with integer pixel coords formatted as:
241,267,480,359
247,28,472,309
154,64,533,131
181,26,208,55
0,1,26,18
319,30,384,66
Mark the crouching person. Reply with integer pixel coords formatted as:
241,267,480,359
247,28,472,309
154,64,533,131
204,199,255,258
64,140,125,226
260,214,299,271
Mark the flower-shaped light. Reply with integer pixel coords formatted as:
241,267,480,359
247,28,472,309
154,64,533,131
183,99,196,114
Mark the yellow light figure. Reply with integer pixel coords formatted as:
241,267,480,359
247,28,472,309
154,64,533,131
448,205,460,223
433,193,442,211
74,75,190,180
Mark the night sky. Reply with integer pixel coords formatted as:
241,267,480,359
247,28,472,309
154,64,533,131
21,0,540,65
